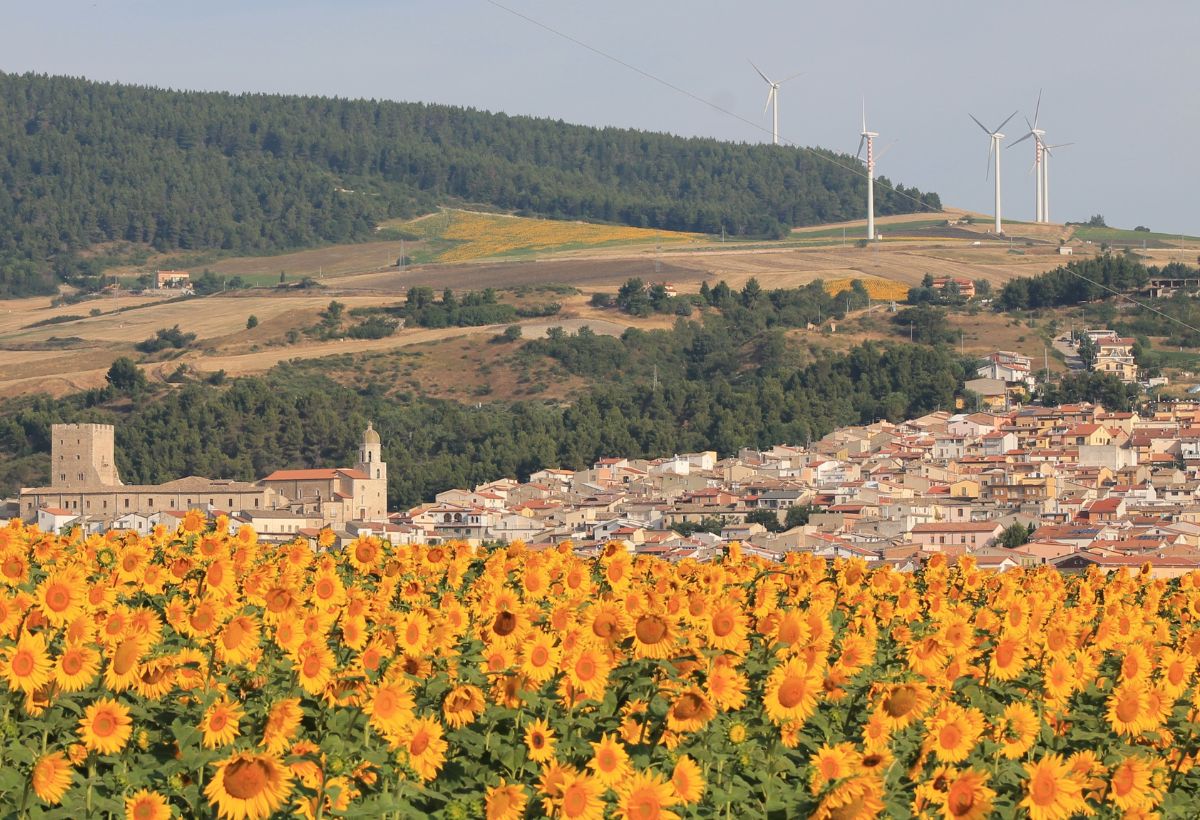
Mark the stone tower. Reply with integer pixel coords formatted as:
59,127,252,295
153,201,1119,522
51,423,122,488
357,422,388,518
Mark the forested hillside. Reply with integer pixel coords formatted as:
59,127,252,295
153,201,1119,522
0,335,970,508
0,71,939,295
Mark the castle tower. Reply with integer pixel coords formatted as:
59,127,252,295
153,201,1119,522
51,423,122,488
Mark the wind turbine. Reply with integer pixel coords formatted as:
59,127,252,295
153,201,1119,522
750,61,802,145
969,110,1018,234
1040,142,1072,223
1010,91,1046,222
857,102,879,241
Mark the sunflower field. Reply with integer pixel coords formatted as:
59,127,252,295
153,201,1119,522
2,516,1200,819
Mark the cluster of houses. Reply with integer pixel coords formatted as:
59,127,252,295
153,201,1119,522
18,401,1200,576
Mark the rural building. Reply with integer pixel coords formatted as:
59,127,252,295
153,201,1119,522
155,270,190,288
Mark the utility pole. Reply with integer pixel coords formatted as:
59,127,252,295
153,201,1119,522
653,364,659,390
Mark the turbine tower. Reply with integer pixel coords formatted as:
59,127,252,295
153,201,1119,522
1041,142,1072,223
857,102,879,241
969,110,1018,235
750,61,802,145
1010,91,1047,222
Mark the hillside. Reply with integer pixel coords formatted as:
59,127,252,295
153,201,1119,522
0,71,940,296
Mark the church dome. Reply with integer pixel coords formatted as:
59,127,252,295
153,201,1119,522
363,421,380,445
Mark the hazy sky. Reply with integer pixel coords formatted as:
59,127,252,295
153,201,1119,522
4,1,1197,234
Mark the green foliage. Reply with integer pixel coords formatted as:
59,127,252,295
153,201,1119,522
1040,371,1140,412
134,325,197,354
246,315,258,329
1076,333,1098,371
744,508,783,532
0,71,940,296
400,287,517,328
783,504,816,530
105,357,146,393
996,255,1156,310
998,521,1036,548
893,305,955,345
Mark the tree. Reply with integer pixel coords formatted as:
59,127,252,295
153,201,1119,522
1076,334,1098,371
246,315,258,329
783,504,815,530
998,521,1035,548
745,508,783,533
106,357,146,393
973,279,992,299
1087,214,1108,227
500,325,522,342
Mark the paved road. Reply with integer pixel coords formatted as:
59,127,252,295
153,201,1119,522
1052,337,1083,371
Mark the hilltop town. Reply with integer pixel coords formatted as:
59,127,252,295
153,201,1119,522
16,393,1200,577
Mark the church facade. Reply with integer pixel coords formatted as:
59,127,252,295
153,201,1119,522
20,422,389,527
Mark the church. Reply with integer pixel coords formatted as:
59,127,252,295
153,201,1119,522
20,422,389,527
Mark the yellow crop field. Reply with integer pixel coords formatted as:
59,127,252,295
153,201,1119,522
3,517,1200,817
411,210,701,263
825,276,911,302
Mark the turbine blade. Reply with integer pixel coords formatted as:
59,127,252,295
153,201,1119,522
764,87,775,114
780,70,804,84
856,135,865,160
1009,132,1035,149
986,140,993,179
749,60,771,84
969,113,991,135
1032,89,1042,129
876,140,897,162
861,98,866,133
996,109,1019,134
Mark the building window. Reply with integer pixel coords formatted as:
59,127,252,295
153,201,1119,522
254,498,260,508
60,474,66,482
148,498,153,507
228,498,233,508
124,498,130,509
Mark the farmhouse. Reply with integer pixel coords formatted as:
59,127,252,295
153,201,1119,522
155,269,190,289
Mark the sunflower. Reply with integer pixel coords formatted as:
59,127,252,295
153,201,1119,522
521,630,562,683
442,683,486,729
182,509,206,535
205,750,293,820
216,615,260,666
485,778,528,820
666,688,716,734
125,788,172,820
810,776,884,820
1108,754,1160,811
988,635,1026,681
133,657,177,700
1020,754,1087,820
671,756,705,804
615,770,680,820
587,733,631,787
261,698,303,755
525,717,557,764
36,571,85,627
3,630,52,694
875,681,932,730
295,642,335,695
0,550,29,586
942,768,996,820
563,645,612,703
201,698,244,749
78,697,133,755
705,601,748,651
103,635,148,693
393,612,432,657
927,704,984,764
706,661,748,712
1107,680,1153,736
763,657,822,725
998,701,1040,760
557,772,605,820
631,613,677,660
1158,648,1197,696
31,750,74,805
346,536,382,572
809,742,859,794
367,682,415,737
398,715,448,781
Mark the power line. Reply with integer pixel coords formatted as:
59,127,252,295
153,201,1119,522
483,0,1200,340
482,0,937,214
